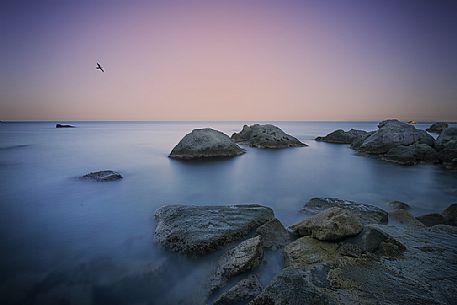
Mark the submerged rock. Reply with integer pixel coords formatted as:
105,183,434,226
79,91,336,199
255,218,291,249
213,275,262,305
210,236,263,293
82,170,123,181
388,209,424,227
290,207,363,241
442,203,457,226
154,204,273,255
169,128,245,159
231,124,306,148
56,123,75,128
382,143,437,165
315,129,368,144
416,213,446,227
357,119,435,154
388,200,410,210
303,197,388,225
426,122,448,134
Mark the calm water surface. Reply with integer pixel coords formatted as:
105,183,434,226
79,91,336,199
0,121,456,304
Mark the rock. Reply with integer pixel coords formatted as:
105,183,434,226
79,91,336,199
303,197,388,225
169,128,245,159
315,129,368,144
356,119,435,155
435,128,457,163
210,236,263,293
248,267,337,305
231,124,306,148
388,200,410,210
338,225,406,258
416,213,445,227
426,122,448,134
290,207,363,241
388,209,425,227
82,170,123,181
442,203,457,226
213,275,262,305
255,218,291,249
350,131,376,149
283,236,339,268
56,124,75,128
154,204,273,255
382,143,438,165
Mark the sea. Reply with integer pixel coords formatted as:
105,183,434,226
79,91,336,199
1,121,456,305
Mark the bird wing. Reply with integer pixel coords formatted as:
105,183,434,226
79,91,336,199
97,63,101,68
100,67,104,72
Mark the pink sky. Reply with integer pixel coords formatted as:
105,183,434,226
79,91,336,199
1,1,456,121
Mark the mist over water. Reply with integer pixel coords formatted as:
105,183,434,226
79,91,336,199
1,121,456,304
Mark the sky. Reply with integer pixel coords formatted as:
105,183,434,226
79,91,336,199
1,0,456,121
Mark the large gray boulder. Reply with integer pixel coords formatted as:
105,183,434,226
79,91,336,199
382,143,438,165
303,197,388,225
290,207,363,241
169,128,245,159
231,124,306,148
357,119,435,154
210,236,263,293
82,170,123,181
214,275,263,305
316,129,368,144
426,122,448,134
154,204,273,255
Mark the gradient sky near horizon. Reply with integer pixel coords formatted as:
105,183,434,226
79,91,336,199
1,0,457,121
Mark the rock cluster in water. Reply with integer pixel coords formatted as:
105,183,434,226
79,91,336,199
169,128,245,159
316,119,457,168
153,198,457,305
231,124,306,148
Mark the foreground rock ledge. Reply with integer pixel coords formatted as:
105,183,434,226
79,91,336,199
231,124,306,148
154,204,274,255
169,128,245,159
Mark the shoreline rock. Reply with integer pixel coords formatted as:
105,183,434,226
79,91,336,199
315,129,368,145
231,124,306,148
169,128,245,159
154,204,274,255
426,122,448,134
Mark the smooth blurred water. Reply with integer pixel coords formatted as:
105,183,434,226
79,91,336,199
0,121,456,305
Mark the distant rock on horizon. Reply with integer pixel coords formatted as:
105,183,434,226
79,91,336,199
56,123,75,128
231,124,306,148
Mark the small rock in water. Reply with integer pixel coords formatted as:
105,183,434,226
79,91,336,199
82,170,123,182
426,122,448,134
231,124,306,148
209,236,263,293
388,209,424,227
213,275,262,305
56,123,75,128
290,207,363,241
315,129,368,145
442,203,457,226
416,213,445,227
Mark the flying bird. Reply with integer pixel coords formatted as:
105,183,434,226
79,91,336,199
96,63,104,72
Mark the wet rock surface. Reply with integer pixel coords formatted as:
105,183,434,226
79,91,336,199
303,197,388,225
442,203,457,225
382,143,437,165
154,204,273,255
82,170,123,181
255,218,291,249
389,209,425,227
169,128,245,159
231,124,306,148
426,122,448,134
213,275,262,305
210,236,263,293
290,207,363,241
315,129,368,144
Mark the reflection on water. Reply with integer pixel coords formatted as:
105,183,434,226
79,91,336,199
0,121,456,304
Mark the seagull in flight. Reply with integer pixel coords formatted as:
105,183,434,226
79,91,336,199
96,62,105,72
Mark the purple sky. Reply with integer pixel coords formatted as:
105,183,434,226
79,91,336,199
1,0,456,121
